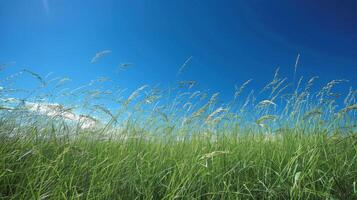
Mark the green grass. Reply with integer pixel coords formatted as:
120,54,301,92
0,68,356,199
1,128,356,199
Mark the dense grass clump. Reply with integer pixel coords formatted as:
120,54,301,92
0,68,356,199
1,129,356,199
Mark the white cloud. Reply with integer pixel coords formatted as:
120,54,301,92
24,101,98,129
1,97,99,129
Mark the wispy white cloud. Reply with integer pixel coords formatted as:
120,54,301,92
0,98,97,129
25,102,97,129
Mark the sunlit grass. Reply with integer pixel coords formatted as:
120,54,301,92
0,67,356,199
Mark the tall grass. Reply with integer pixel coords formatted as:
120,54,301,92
0,67,356,199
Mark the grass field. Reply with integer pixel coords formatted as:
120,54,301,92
0,69,356,199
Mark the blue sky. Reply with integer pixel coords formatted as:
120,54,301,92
1,0,356,102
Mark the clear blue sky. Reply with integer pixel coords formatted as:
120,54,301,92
1,0,356,101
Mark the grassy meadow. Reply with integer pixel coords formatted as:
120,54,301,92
0,68,356,199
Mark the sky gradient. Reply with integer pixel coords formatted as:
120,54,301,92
1,0,356,101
